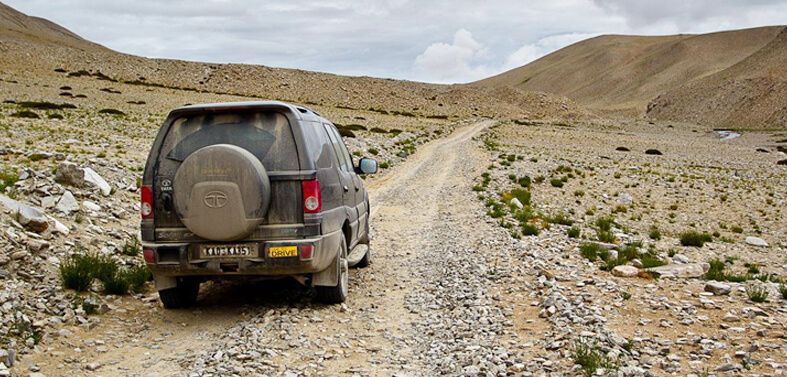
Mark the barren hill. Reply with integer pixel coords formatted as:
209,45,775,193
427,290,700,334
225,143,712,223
475,26,787,129
646,28,787,129
0,2,586,122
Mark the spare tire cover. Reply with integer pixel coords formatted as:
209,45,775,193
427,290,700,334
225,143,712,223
173,144,271,241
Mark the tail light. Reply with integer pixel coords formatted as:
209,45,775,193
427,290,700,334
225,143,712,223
302,180,322,213
299,244,313,260
143,248,155,263
141,185,153,219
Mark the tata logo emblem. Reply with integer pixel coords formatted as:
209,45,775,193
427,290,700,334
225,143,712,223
204,191,228,208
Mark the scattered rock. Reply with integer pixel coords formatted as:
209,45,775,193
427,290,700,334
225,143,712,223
705,282,731,295
510,198,523,210
83,168,111,196
611,265,639,277
745,236,769,247
56,190,79,214
647,263,709,278
615,146,630,152
618,193,633,205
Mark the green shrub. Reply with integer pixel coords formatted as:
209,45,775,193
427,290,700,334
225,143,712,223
518,176,531,188
368,147,379,155
680,231,713,247
507,189,531,206
59,254,96,292
521,223,540,236
0,169,19,193
379,161,390,169
567,226,580,238
102,272,130,295
731,226,744,234
596,230,617,243
779,284,787,299
745,284,769,303
546,213,573,226
338,128,355,138
121,236,141,256
573,190,585,197
549,178,564,188
641,253,667,268
648,226,661,240
571,339,617,377
595,216,615,232
580,243,601,261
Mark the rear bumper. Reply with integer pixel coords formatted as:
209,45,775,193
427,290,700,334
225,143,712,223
143,230,341,278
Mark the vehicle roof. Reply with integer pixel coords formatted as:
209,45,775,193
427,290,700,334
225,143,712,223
168,101,325,123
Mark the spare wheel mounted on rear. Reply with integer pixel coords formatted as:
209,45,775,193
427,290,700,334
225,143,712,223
173,144,271,241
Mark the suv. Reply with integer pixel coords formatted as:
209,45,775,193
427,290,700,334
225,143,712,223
140,101,377,308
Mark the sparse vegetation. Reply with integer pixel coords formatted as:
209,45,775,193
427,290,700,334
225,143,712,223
571,339,618,377
680,231,713,247
745,284,769,303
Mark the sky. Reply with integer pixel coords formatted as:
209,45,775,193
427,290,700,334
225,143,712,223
6,0,787,84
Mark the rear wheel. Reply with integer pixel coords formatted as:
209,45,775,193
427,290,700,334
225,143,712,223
159,278,200,309
316,235,348,304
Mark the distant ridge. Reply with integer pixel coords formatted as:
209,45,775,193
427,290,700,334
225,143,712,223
475,26,787,129
0,1,587,122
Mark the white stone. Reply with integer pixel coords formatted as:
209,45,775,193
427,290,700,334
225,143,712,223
618,193,633,205
82,201,101,212
705,281,731,295
611,265,639,277
40,196,57,209
509,198,524,210
56,191,80,214
647,263,709,278
745,236,769,247
83,168,111,196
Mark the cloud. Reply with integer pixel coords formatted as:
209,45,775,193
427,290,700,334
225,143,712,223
4,0,787,83
413,29,490,83
592,0,787,33
502,33,599,71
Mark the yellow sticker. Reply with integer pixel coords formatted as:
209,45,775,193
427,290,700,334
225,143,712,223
269,246,298,258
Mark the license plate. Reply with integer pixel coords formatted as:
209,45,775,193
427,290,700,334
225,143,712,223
269,246,298,258
199,244,258,258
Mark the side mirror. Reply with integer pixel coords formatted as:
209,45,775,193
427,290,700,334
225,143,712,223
357,158,378,174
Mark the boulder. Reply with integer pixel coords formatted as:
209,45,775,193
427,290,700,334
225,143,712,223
704,281,731,295
647,263,709,278
55,162,112,196
745,236,769,247
611,265,639,277
673,254,689,264
55,162,85,186
0,195,49,233
56,191,80,214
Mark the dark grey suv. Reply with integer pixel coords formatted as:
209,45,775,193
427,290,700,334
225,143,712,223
140,101,377,308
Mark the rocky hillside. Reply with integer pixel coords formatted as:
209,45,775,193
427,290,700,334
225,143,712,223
474,26,787,129
646,28,787,130
0,2,586,122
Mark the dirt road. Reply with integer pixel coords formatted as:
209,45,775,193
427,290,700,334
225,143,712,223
24,120,541,376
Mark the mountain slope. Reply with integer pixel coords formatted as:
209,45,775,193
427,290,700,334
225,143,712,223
474,27,786,127
0,2,586,122
646,28,787,129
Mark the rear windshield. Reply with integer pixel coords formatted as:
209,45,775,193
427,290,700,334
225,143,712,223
160,111,298,170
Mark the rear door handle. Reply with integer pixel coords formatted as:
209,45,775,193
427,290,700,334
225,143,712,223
343,185,349,192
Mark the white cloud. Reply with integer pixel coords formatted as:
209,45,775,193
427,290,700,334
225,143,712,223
413,29,491,84
3,0,787,83
502,33,599,71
